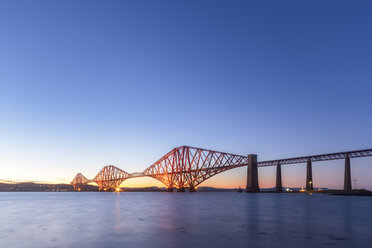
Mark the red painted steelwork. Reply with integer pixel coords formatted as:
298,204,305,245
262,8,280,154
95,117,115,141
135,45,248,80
71,146,249,191
142,146,248,190
71,173,89,190
71,146,372,191
93,165,130,190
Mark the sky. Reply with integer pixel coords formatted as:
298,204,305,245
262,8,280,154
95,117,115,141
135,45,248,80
0,0,372,189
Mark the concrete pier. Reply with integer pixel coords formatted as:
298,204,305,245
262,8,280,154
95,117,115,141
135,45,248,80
276,163,283,192
246,154,259,192
306,158,313,190
344,154,352,190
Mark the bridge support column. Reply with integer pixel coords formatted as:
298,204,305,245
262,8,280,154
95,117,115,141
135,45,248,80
166,187,174,192
177,187,186,192
306,159,313,190
189,187,196,192
246,154,259,193
276,163,283,192
344,154,352,190
189,183,196,192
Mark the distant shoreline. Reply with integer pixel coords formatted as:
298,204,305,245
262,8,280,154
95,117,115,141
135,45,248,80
1,182,371,196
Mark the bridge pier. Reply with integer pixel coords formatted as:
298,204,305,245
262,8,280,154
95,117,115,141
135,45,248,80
344,154,352,190
166,187,174,192
189,187,196,192
246,154,259,193
276,163,283,192
189,183,196,192
177,187,186,192
306,158,313,190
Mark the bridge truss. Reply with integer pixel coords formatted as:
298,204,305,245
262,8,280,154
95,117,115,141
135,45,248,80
71,146,372,191
142,146,248,191
92,165,131,190
257,148,372,166
71,173,89,191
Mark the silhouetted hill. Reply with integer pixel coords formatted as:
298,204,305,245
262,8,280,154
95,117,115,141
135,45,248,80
0,182,98,192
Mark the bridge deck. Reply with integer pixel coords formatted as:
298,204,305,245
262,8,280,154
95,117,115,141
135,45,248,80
72,147,372,189
257,148,372,167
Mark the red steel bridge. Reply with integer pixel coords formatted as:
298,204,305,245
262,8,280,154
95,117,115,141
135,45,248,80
71,146,372,192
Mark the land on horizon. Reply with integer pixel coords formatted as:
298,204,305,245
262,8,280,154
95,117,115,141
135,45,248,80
2,182,372,196
0,181,309,192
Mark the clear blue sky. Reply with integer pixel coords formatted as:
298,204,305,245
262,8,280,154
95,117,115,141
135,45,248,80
0,1,371,189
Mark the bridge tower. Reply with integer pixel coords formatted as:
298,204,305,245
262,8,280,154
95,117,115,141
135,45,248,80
276,163,283,192
306,158,313,190
246,154,259,192
344,154,352,190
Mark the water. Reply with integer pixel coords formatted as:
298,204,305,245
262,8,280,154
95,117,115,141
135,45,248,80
0,192,371,248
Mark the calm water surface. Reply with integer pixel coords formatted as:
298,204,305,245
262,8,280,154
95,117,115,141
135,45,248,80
0,192,371,248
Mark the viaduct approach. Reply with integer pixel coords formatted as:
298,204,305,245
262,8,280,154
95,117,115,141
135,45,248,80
71,146,372,192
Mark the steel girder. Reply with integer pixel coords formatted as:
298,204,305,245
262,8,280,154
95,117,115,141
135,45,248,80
71,173,89,190
142,146,248,189
71,146,372,191
257,148,372,167
93,165,130,190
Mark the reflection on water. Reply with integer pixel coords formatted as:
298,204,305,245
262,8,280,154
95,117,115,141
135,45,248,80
0,192,371,248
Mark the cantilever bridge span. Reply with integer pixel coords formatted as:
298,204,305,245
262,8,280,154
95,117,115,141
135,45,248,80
71,146,372,192
72,146,248,191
